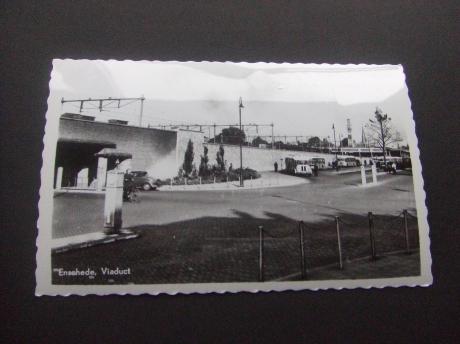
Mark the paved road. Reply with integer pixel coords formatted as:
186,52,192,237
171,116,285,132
53,171,417,238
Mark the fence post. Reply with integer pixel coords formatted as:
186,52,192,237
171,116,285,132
368,212,377,260
403,209,410,254
299,221,306,279
335,216,343,269
258,225,264,282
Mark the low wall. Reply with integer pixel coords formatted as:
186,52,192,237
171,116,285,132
204,143,336,171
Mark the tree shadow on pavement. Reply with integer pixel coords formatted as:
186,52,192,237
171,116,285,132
52,209,420,285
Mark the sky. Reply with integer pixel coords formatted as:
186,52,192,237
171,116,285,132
48,60,414,143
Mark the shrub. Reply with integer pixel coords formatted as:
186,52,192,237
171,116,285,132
216,145,225,171
199,146,210,177
182,139,194,176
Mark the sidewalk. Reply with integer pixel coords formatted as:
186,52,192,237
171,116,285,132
160,171,309,191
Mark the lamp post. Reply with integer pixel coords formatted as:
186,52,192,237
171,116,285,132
239,97,244,187
332,124,338,171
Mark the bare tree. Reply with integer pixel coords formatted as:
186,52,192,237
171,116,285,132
365,107,402,165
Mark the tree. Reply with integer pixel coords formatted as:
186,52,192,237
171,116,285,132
307,136,321,147
199,146,209,177
213,127,245,145
341,138,349,147
252,136,268,147
182,139,194,176
365,107,402,165
216,145,225,171
322,138,330,147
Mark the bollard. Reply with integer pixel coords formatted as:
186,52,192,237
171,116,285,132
368,212,377,260
258,225,264,282
372,164,377,184
56,167,63,190
299,222,306,279
335,216,343,269
104,171,124,234
360,165,367,185
403,209,410,254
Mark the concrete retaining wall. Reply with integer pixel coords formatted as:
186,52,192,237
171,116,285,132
205,143,336,171
58,118,339,181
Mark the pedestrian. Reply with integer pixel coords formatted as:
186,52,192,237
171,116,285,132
274,161,278,172
392,162,397,174
313,164,319,176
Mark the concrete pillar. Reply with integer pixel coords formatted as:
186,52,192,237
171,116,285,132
56,167,63,190
97,157,108,191
361,165,367,185
104,171,124,234
372,164,377,184
76,168,89,188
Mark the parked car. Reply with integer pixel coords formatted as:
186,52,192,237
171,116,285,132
128,171,158,191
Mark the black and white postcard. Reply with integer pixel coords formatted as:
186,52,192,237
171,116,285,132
36,60,432,295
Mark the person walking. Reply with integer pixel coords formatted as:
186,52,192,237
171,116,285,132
392,162,397,174
274,161,278,172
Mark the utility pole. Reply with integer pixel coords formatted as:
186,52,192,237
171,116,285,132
61,97,145,125
239,97,244,187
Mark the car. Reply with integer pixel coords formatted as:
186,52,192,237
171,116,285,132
128,171,158,191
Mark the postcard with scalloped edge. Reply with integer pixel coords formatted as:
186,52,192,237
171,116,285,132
36,60,432,295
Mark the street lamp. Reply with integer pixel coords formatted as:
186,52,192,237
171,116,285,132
332,124,339,171
239,97,244,187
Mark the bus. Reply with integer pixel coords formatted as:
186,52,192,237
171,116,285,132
310,157,326,169
285,157,313,176
337,157,359,167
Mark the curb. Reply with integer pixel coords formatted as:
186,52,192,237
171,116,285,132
52,229,140,254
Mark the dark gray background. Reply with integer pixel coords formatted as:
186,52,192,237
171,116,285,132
1,1,459,343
